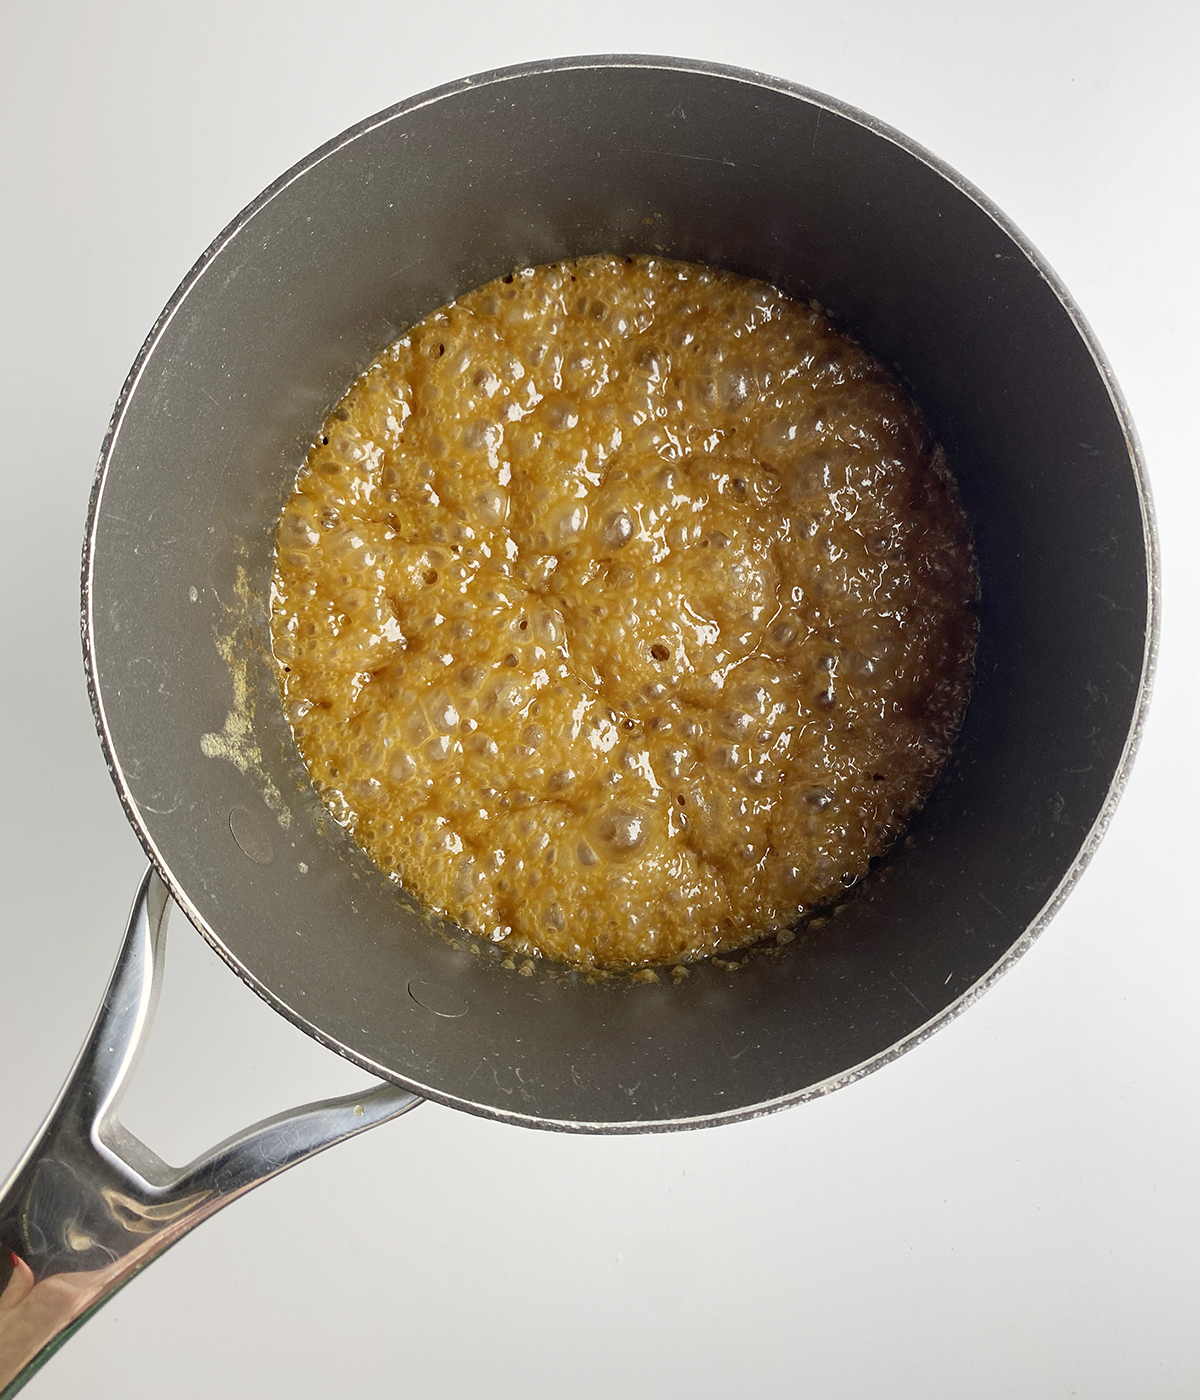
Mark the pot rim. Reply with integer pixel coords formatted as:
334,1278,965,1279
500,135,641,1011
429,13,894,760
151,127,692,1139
81,54,1160,1132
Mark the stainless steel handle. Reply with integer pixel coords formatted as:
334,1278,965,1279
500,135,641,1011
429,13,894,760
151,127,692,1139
0,867,420,1395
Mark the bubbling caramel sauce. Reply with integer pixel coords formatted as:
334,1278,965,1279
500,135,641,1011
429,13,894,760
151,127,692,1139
270,255,977,968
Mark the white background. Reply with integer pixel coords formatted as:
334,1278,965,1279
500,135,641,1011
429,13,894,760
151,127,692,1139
1,2,1197,1396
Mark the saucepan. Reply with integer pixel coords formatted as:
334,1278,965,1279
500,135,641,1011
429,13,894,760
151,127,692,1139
0,54,1156,1394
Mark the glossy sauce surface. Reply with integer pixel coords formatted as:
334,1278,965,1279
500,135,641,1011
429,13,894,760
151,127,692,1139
271,256,977,967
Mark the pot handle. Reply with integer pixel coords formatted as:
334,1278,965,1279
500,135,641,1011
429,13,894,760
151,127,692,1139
0,866,420,1396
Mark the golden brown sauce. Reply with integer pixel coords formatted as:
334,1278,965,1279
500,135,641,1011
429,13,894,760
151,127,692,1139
270,255,977,968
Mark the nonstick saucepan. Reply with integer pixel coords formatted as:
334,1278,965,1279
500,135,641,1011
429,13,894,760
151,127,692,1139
0,55,1157,1394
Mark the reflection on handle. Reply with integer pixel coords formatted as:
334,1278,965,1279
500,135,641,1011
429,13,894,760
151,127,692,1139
0,867,421,1396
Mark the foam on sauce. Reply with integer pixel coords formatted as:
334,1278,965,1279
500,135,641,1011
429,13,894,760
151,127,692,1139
270,255,977,967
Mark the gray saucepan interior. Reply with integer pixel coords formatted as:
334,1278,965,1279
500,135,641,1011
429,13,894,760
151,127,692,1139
84,56,1154,1131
